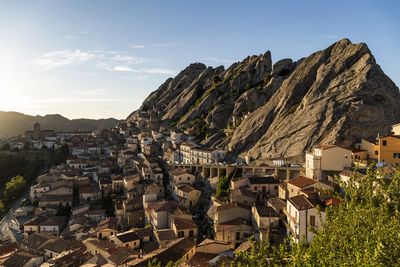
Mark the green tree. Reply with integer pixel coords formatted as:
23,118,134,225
147,258,161,267
0,200,5,214
232,168,400,266
1,143,10,151
4,175,27,203
50,144,70,166
216,175,230,201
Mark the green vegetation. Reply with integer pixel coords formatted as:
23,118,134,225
0,201,5,214
49,144,70,166
216,175,230,201
232,168,400,266
4,175,28,202
0,153,46,218
147,258,175,267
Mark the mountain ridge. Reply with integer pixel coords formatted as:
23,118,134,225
0,111,122,138
128,38,400,160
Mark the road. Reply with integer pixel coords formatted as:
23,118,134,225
0,194,26,244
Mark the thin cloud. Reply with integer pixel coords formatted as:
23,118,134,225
111,54,148,64
97,63,139,72
142,68,176,75
34,49,97,69
130,44,145,49
65,35,78,40
98,62,174,75
152,42,178,47
80,30,89,34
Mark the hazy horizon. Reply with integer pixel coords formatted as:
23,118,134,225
1,0,399,119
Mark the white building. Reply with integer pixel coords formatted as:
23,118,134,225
284,194,340,244
305,144,352,180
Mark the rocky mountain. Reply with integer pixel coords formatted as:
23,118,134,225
128,39,400,160
0,112,121,138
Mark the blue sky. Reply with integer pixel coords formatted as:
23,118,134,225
0,0,399,119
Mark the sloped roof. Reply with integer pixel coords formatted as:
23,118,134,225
115,231,140,243
287,176,317,188
248,176,280,184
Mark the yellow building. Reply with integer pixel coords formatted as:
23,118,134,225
359,125,400,165
377,135,400,165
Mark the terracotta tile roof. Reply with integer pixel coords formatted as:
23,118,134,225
127,238,195,267
172,217,197,230
1,250,35,267
40,216,67,227
216,202,250,212
41,239,83,253
287,176,317,188
324,197,341,207
247,176,280,185
170,168,192,176
115,230,140,243
108,248,138,265
267,197,286,212
20,232,57,250
148,200,179,212
0,243,18,257
155,229,176,241
24,215,48,226
176,184,197,193
197,238,229,247
254,206,278,217
288,195,320,211
97,217,118,231
186,252,219,267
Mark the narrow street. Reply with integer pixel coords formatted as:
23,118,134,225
0,194,27,244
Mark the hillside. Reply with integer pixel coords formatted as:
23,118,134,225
128,39,400,160
0,112,121,138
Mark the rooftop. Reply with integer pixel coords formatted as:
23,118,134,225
115,230,140,243
172,217,197,230
287,176,317,188
247,176,280,185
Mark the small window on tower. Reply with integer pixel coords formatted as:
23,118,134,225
383,140,387,146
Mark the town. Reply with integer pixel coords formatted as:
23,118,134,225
1,109,399,267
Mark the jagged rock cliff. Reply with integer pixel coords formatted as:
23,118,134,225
128,39,400,160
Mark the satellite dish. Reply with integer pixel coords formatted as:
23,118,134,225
376,162,384,168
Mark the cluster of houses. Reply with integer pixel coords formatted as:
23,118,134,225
2,114,400,266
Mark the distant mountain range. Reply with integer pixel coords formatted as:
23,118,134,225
0,111,121,138
128,38,400,160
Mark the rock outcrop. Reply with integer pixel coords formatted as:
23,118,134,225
128,39,400,160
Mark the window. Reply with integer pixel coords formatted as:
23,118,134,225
187,177,190,180
189,230,194,237
178,231,184,238
236,232,240,240
383,140,387,146
394,153,400,159
254,186,257,191
375,150,379,155
274,186,278,190
262,186,266,193
310,215,316,226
